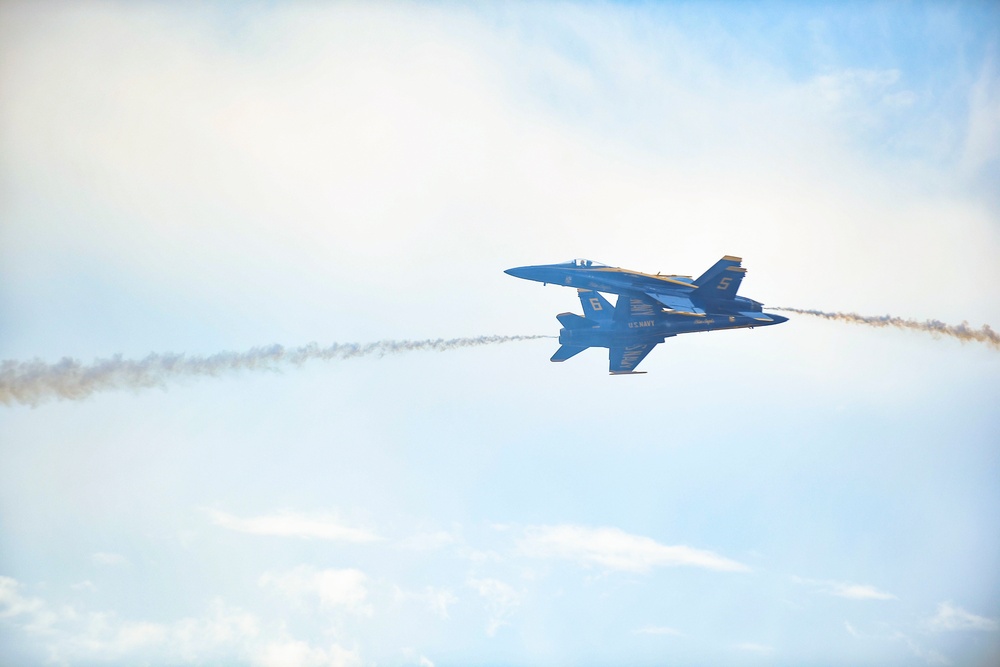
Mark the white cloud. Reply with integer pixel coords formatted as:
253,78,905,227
8,554,373,665
172,598,261,660
255,639,360,667
97,620,169,653
466,549,503,564
419,656,434,667
812,68,901,104
71,580,97,593
0,575,61,631
391,585,458,620
425,587,458,620
829,583,896,601
519,524,749,573
397,530,460,552
961,58,1000,178
65,599,259,662
893,632,952,666
260,566,371,615
634,625,681,636
735,642,774,654
1,576,260,663
792,576,896,600
209,510,380,543
927,602,999,632
0,4,997,663
468,577,521,637
1,0,994,356
91,551,129,566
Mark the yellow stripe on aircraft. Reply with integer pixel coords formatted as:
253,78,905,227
592,267,697,288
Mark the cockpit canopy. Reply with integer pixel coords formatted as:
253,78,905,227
562,258,609,268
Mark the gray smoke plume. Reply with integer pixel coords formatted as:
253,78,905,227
772,307,999,350
1,335,549,408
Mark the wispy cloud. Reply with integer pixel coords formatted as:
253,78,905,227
961,57,1000,178
927,602,999,632
792,576,896,600
1,576,259,663
397,530,460,552
254,638,360,667
893,632,952,666
519,524,748,573
468,578,521,637
425,587,459,621
209,510,380,543
811,68,903,105
393,586,459,620
0,576,60,632
735,642,774,654
260,566,371,616
634,625,681,636
91,552,129,566
71,600,260,661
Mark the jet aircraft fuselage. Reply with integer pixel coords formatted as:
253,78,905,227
504,256,787,373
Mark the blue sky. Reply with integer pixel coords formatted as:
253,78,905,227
1,2,998,666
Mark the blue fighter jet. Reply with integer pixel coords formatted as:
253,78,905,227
504,256,787,374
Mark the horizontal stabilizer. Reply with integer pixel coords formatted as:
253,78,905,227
739,312,773,322
556,312,592,329
551,344,588,362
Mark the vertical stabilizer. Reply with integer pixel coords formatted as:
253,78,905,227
694,256,745,299
577,290,614,322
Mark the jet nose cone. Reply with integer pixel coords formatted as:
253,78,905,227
768,313,789,325
504,266,534,280
505,264,562,285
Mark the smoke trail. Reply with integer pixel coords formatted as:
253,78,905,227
772,307,999,350
0,335,550,408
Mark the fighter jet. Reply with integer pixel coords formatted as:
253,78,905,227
504,256,787,374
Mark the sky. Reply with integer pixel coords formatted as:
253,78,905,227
1,1,999,665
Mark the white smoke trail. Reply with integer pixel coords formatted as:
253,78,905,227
0,335,550,408
772,308,999,350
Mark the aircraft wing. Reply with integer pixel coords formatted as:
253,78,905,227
609,343,658,374
644,291,706,316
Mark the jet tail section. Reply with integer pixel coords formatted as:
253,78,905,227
556,312,591,330
551,344,588,362
694,255,745,299
577,290,613,322
614,294,660,321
